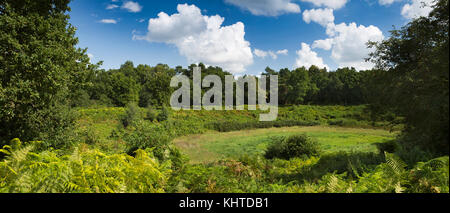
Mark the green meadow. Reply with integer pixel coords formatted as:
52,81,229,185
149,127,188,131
174,126,396,164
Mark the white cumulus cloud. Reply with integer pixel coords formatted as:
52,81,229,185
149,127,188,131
224,0,300,16
300,0,348,9
314,22,384,70
312,38,333,50
122,1,143,13
303,8,335,27
295,43,329,70
401,0,434,19
134,4,253,73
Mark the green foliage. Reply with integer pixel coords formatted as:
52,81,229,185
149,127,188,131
138,64,176,107
167,152,448,193
0,139,170,193
146,105,158,121
210,120,319,132
299,151,384,181
123,120,173,160
121,102,142,128
109,72,141,107
0,0,94,146
367,0,449,155
407,157,449,193
81,124,100,145
157,106,170,122
265,134,321,160
376,140,400,154
264,66,369,106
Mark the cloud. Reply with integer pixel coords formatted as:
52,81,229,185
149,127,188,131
106,4,119,10
122,1,143,13
224,0,300,16
99,19,118,24
295,43,329,70
303,8,334,27
135,4,208,43
300,6,384,70
300,0,348,9
254,49,269,58
134,4,253,73
312,38,333,50
314,22,384,70
378,0,401,6
401,0,434,19
254,48,288,59
276,49,288,55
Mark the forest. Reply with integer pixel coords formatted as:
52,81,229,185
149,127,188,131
0,0,448,193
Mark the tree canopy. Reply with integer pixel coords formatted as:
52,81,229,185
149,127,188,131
0,0,94,146
368,0,449,154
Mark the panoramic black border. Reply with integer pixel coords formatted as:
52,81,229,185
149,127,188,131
1,193,448,211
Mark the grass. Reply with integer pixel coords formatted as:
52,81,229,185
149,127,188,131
74,106,398,161
173,126,397,164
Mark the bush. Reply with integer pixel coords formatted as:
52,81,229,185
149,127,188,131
157,106,170,122
123,120,173,161
146,105,158,121
121,103,142,128
82,124,100,145
265,134,321,160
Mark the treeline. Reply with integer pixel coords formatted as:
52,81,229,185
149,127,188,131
73,62,378,108
264,66,376,105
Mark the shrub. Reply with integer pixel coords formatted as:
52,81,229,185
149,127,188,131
121,103,142,128
265,134,321,160
146,105,158,121
157,106,170,122
123,120,172,161
82,124,100,145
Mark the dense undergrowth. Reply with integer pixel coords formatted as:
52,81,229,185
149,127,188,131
1,138,447,193
0,105,448,193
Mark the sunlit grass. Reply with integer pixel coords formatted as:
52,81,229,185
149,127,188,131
174,126,397,164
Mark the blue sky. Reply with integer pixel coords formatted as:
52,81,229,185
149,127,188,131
68,0,434,75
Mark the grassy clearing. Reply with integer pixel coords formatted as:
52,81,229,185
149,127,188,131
74,105,392,154
174,126,396,164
